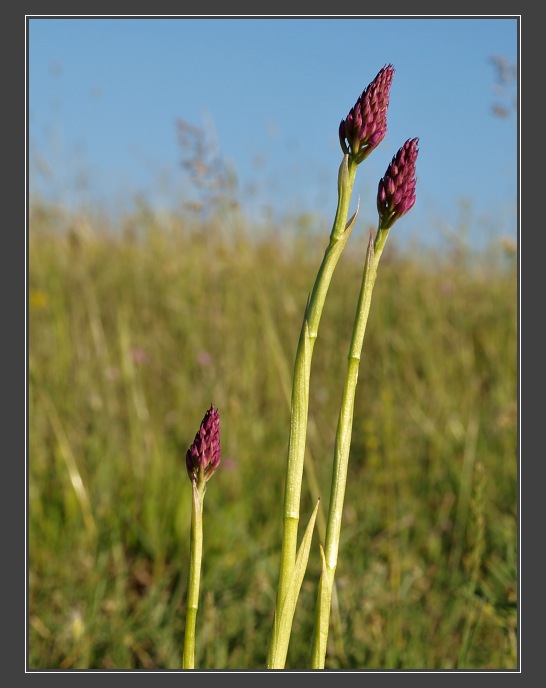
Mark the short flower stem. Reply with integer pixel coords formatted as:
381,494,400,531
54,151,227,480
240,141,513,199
267,155,359,669
310,228,380,669
182,404,220,669
182,480,205,669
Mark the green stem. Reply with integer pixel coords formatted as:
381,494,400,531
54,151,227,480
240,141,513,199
267,155,359,669
311,227,381,669
373,226,390,265
182,480,205,669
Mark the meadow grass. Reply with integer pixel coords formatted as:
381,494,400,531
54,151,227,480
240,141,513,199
28,200,517,670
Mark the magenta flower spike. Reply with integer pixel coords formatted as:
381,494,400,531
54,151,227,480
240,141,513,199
339,64,395,164
186,404,221,484
377,138,419,230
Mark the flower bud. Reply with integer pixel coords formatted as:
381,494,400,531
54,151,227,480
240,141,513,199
339,64,395,164
377,138,419,229
186,404,221,484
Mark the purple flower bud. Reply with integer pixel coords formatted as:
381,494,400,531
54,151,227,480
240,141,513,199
377,138,419,229
186,404,221,484
339,64,395,164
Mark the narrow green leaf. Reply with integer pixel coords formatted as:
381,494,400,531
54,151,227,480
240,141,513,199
344,196,360,235
269,499,320,669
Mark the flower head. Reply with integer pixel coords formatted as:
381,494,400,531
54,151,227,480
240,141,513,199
339,64,395,164
377,138,419,229
186,404,221,484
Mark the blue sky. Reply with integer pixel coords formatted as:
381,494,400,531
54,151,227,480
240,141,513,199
28,16,518,249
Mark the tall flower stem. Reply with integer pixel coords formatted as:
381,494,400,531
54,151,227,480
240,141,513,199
267,155,359,669
310,230,379,669
310,137,419,669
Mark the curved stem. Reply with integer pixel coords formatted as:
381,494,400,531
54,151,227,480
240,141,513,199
267,156,358,668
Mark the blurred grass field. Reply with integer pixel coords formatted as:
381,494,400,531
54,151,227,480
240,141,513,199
28,199,517,670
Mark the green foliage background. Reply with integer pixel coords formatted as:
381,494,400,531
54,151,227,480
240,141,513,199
28,201,517,670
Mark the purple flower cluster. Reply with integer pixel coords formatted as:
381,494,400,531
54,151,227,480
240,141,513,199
339,64,395,164
377,138,419,229
186,404,221,484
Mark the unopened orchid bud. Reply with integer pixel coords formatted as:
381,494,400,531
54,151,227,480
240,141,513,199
186,404,221,484
339,64,395,164
377,138,419,229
